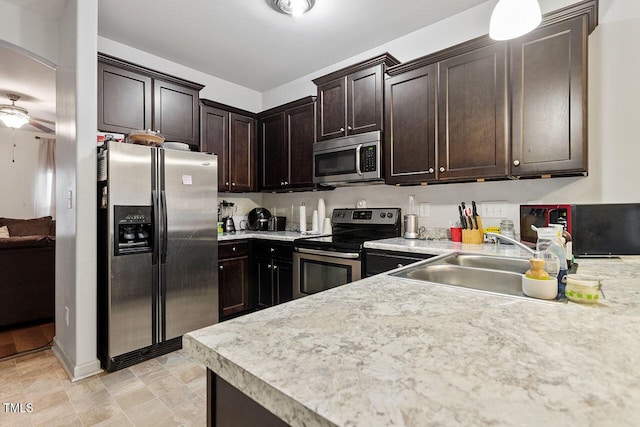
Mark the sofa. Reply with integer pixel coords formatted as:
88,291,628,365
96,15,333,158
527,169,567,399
0,216,55,328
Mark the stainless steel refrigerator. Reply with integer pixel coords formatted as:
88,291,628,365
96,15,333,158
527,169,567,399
97,142,218,371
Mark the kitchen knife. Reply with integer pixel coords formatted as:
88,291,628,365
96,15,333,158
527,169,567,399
458,205,466,229
460,202,470,229
472,201,478,229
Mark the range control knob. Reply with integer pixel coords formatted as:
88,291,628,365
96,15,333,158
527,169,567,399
339,212,345,218
387,212,393,218
380,212,386,218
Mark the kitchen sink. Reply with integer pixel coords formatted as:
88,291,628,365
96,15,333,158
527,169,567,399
390,252,562,302
443,253,530,274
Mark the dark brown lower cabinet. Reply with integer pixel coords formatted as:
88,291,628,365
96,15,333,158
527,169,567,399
208,370,289,427
253,241,293,308
218,241,251,318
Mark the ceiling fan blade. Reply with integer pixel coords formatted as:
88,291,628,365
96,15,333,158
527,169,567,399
29,119,55,134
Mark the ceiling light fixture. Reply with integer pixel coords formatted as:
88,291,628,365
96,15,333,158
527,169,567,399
271,0,315,17
489,0,542,40
0,94,30,129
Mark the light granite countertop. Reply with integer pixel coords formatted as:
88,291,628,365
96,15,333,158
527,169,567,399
184,241,640,426
365,237,535,258
218,230,310,242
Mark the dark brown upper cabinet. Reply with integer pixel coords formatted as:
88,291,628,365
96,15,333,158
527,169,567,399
313,54,400,142
384,64,437,185
383,0,598,185
510,13,592,177
258,97,316,191
437,43,509,181
98,54,203,149
201,100,257,193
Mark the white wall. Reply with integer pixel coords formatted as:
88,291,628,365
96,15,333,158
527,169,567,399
52,0,101,380
98,37,262,113
0,0,58,67
0,128,50,218
263,0,640,234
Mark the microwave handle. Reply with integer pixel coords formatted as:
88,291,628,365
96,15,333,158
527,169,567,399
355,144,363,176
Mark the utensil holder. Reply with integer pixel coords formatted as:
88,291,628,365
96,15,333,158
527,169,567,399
462,216,484,244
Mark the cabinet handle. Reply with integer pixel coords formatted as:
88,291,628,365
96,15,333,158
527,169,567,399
267,264,272,269
219,265,223,270
284,181,289,185
397,264,404,268
347,126,352,131
340,127,345,132
280,181,284,186
513,160,520,167
273,265,278,270
270,248,275,253
232,247,236,252
439,166,445,172
428,168,434,174
232,182,236,187
225,182,229,186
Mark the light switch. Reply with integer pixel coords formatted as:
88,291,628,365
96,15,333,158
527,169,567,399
67,190,73,209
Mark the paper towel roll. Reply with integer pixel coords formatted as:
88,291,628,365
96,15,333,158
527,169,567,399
317,198,326,233
299,204,306,233
312,210,319,232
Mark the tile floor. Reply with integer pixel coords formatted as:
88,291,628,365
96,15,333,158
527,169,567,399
0,349,207,426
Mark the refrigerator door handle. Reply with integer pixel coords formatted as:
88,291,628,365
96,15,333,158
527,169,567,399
152,189,159,266
161,189,168,263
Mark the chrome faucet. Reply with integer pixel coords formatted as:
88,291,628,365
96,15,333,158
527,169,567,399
485,232,535,255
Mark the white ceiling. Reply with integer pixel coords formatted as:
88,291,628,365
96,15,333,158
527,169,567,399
98,0,488,92
0,0,489,129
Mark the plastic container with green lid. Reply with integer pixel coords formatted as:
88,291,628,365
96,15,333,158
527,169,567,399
565,274,604,303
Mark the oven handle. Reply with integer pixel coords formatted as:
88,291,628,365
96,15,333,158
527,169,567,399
355,143,363,176
295,247,360,259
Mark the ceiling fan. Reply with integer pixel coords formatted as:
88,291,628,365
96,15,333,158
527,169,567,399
0,93,55,134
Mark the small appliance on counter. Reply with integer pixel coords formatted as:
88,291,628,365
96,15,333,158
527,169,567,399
268,216,287,231
404,195,418,239
219,200,236,233
247,207,272,231
520,204,573,244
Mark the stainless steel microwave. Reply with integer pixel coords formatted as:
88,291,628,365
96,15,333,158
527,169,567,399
313,131,382,185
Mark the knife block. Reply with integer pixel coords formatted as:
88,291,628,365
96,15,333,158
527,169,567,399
462,216,484,244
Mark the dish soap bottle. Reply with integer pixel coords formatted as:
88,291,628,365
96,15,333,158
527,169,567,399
536,227,568,298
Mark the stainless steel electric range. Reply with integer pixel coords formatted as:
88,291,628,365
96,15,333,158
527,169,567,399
292,208,401,298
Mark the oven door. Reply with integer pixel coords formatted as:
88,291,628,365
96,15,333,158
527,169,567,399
293,249,362,299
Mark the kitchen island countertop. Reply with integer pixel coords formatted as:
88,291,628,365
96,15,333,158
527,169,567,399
185,246,640,426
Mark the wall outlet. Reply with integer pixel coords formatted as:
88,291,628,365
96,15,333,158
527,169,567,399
419,203,430,218
65,306,69,326
480,201,508,218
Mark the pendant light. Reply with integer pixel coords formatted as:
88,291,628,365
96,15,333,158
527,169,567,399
489,0,542,41
271,0,315,17
0,94,30,129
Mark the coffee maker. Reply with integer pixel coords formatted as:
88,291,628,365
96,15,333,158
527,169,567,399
219,200,236,233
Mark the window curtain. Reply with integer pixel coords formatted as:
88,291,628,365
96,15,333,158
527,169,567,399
34,138,56,218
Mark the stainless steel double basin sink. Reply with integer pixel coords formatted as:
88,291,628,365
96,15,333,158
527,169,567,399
391,252,559,301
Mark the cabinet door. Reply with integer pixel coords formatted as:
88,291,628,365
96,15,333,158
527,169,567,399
229,113,256,192
510,16,587,176
286,101,316,187
317,78,346,141
347,66,383,135
154,79,200,148
260,113,286,190
256,258,274,308
385,65,437,185
437,43,509,181
98,62,152,134
274,261,293,305
219,257,249,317
201,105,230,192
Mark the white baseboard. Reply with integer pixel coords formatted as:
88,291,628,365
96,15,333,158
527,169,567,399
52,338,103,382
